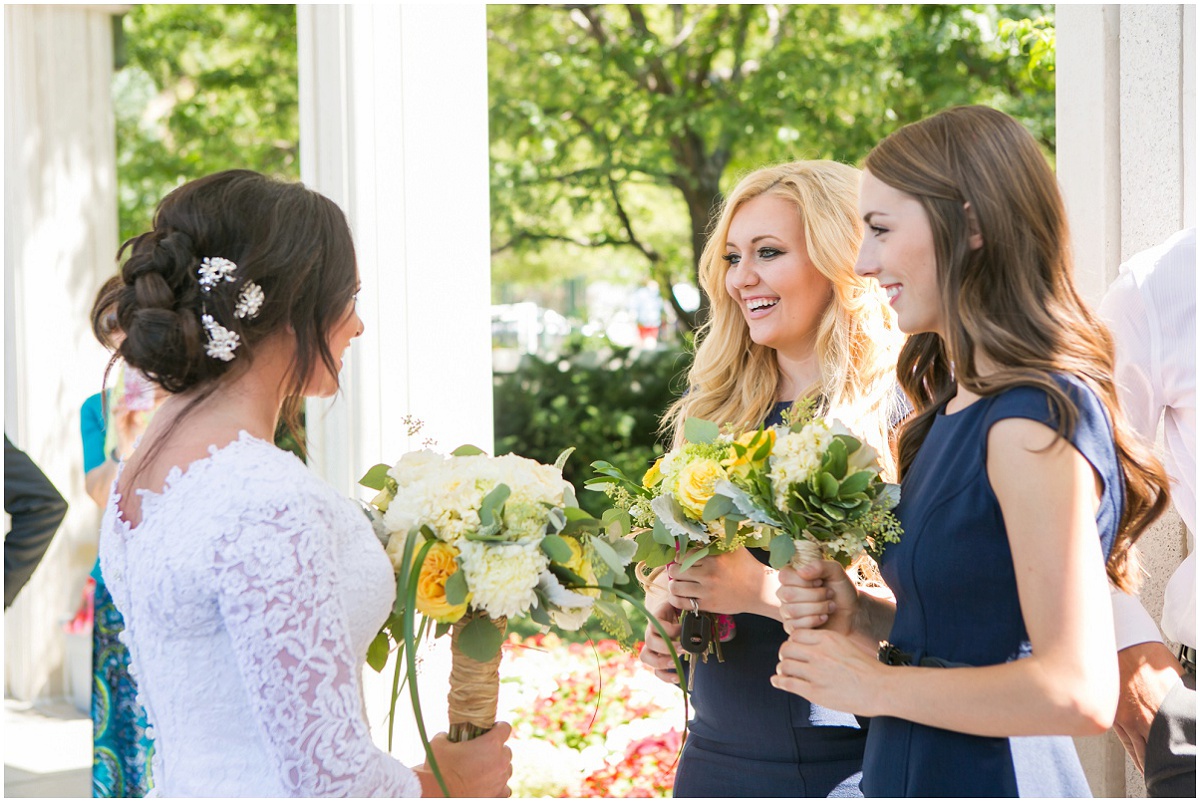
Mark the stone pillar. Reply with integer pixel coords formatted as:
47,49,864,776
3,4,122,705
296,3,493,764
1057,4,1195,797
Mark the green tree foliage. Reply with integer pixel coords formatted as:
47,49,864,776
488,4,1055,328
113,4,299,245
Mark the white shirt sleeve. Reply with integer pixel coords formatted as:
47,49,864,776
1099,228,1197,651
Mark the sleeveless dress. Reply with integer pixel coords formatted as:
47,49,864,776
98,432,421,797
674,401,867,798
864,374,1122,797
81,391,154,797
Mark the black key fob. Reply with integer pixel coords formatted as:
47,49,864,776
681,610,711,654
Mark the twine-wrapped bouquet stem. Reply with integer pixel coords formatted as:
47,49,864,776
447,613,507,742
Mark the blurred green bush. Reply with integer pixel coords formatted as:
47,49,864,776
493,337,692,517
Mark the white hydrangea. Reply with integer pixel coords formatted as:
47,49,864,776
768,420,835,510
457,540,548,618
381,451,568,545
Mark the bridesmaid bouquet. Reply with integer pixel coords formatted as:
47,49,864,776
360,443,674,792
589,419,772,662
711,400,904,570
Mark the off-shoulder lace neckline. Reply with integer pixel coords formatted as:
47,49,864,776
113,430,279,534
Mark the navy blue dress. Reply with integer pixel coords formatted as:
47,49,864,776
864,375,1122,797
674,402,867,798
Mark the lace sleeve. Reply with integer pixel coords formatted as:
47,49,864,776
212,494,421,798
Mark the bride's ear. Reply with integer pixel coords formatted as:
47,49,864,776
963,202,984,251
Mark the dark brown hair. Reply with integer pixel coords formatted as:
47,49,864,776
864,105,1169,592
91,169,358,455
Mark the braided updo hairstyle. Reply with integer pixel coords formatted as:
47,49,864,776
91,169,358,447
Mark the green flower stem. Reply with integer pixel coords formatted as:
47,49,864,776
402,540,448,797
579,584,691,747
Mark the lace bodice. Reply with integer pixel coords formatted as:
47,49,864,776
99,432,421,797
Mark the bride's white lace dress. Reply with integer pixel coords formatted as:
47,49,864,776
99,431,421,797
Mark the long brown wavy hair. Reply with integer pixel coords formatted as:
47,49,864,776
863,105,1169,592
662,161,904,476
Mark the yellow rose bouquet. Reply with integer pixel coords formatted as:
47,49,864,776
360,444,680,794
589,419,774,665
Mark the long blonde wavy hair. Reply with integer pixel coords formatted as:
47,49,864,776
662,160,904,477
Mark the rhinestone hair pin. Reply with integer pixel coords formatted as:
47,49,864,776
196,256,264,361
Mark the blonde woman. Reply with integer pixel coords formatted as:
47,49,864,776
638,161,904,797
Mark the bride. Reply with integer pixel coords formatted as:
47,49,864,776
92,169,512,797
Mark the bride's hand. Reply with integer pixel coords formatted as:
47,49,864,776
416,721,513,797
666,547,781,619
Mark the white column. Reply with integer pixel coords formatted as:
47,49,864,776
3,4,121,704
297,3,493,765
1056,3,1121,308
1057,5,1195,798
299,3,493,498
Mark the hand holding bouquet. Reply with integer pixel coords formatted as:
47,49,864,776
590,419,773,663
360,443,648,790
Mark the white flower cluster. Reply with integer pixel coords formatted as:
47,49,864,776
768,419,835,510
380,449,571,619
458,540,548,619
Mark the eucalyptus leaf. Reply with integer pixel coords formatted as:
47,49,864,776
679,545,711,572
451,444,487,456
359,463,392,491
701,493,734,522
641,541,675,569
529,603,552,626
444,568,469,605
590,536,630,575
652,518,675,546
724,516,740,545
683,417,720,444
769,534,796,569
604,535,638,562
366,631,390,672
564,507,594,521
435,621,451,638
541,533,575,563
457,616,506,662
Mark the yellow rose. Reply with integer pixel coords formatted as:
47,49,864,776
562,537,600,598
412,541,471,623
642,457,664,489
673,457,727,519
722,428,776,480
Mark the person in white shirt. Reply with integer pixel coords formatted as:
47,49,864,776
1099,227,1196,798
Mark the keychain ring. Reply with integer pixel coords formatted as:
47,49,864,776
689,597,700,614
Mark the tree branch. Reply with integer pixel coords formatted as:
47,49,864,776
606,174,659,265
491,229,634,255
